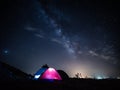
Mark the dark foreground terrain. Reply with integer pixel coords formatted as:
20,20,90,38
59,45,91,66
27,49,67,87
0,61,120,90
0,79,120,90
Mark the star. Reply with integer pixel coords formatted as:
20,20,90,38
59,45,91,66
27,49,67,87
3,49,9,55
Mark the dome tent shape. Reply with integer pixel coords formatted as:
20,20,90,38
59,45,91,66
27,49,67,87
34,64,49,79
34,68,47,79
34,64,62,80
40,68,62,80
57,70,69,80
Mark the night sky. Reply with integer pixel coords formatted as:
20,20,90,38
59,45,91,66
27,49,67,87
0,0,120,78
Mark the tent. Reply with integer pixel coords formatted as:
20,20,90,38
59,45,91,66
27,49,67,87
34,65,62,80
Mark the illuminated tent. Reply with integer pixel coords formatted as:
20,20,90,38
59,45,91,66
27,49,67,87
34,65,62,80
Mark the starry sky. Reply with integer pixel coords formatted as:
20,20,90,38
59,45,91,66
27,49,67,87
0,0,120,78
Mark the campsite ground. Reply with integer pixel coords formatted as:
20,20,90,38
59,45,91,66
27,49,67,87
0,78,120,90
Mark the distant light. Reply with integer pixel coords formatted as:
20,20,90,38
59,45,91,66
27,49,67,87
34,75,40,79
96,76,103,79
117,77,120,79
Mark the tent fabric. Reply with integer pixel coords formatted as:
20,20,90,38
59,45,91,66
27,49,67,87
40,68,62,80
34,68,47,79
34,67,62,80
35,68,47,75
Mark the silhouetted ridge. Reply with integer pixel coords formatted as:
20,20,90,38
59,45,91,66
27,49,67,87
0,61,31,80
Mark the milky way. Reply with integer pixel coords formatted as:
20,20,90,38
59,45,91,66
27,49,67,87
0,0,120,78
